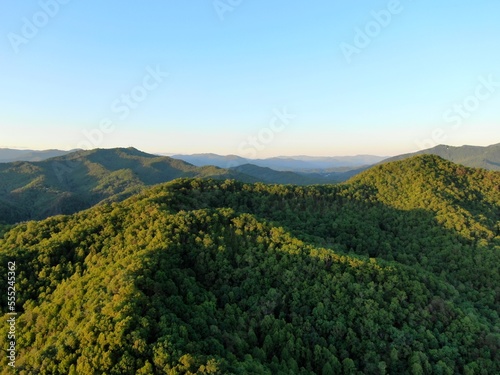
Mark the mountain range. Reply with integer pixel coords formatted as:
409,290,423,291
0,148,74,163
2,143,500,225
173,143,500,173
0,149,385,169
1,154,498,373
169,153,386,171
1,147,350,224
0,148,257,224
4,142,499,184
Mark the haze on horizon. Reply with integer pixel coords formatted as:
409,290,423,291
1,1,499,158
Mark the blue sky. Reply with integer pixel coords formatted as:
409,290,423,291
1,0,499,157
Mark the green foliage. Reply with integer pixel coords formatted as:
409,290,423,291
231,164,339,185
0,148,258,224
0,155,499,374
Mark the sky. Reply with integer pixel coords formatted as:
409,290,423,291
1,0,499,158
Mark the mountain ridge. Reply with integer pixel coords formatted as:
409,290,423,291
2,144,500,225
171,153,386,170
381,143,500,171
5,142,500,174
0,147,341,224
0,148,75,163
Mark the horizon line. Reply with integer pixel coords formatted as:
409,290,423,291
1,141,499,160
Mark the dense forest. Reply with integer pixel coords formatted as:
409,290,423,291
0,148,348,225
3,144,500,226
0,148,256,224
1,155,499,374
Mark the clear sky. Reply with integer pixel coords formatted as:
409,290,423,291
1,0,499,157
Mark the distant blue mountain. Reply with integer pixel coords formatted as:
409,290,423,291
381,143,500,171
0,148,75,163
170,153,386,171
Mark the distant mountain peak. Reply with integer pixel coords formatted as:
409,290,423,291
380,142,500,172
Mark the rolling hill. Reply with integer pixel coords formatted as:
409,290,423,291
382,143,500,171
0,147,355,225
0,155,499,374
3,144,500,225
0,147,258,224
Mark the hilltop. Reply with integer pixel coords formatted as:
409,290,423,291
382,143,500,171
0,154,498,374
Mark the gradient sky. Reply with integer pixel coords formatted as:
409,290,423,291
1,0,499,157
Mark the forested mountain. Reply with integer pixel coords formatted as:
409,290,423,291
0,148,73,163
1,155,499,374
382,143,500,171
173,143,500,183
1,148,375,224
0,148,259,224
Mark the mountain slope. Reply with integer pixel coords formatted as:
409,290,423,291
382,143,500,171
0,147,257,224
1,147,383,224
0,155,499,374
